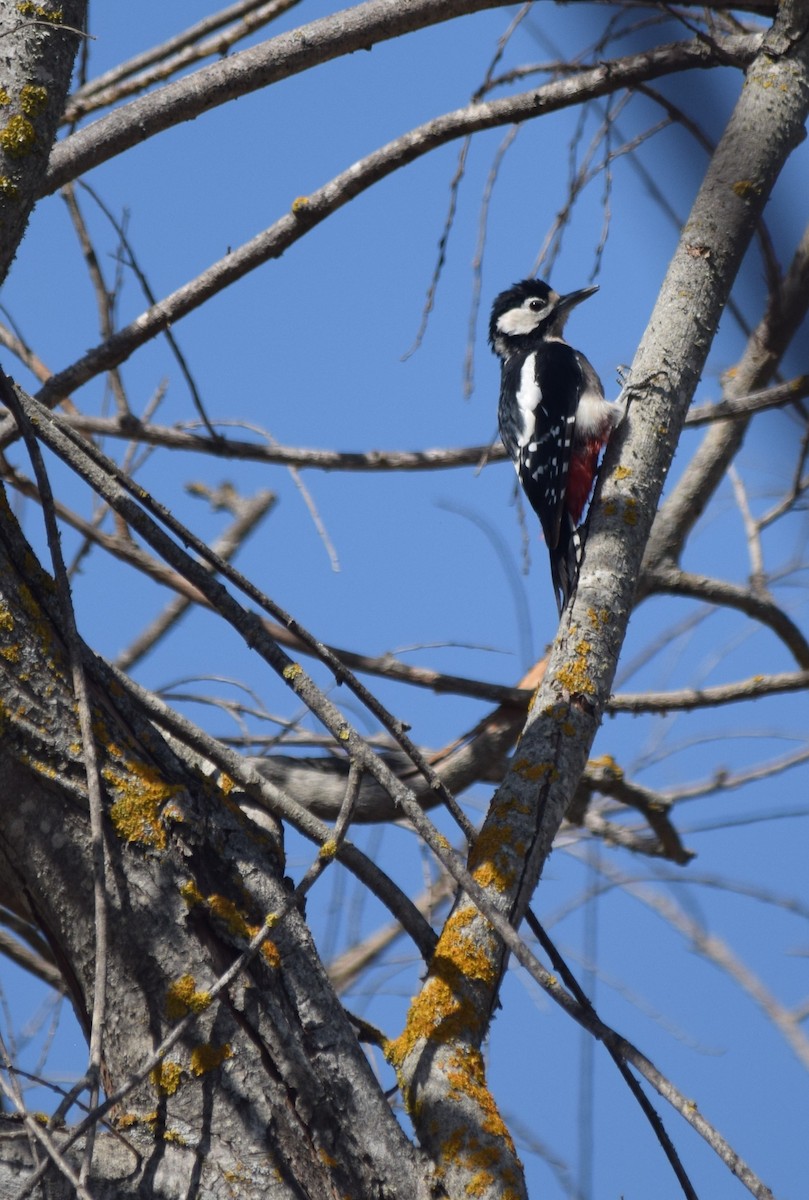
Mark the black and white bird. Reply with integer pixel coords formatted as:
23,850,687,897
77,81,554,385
489,278,622,614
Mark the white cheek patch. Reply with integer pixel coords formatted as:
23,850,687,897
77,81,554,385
496,307,543,337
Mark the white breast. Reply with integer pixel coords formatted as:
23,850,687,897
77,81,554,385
573,387,616,439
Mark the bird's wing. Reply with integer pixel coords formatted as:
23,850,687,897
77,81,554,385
519,342,583,551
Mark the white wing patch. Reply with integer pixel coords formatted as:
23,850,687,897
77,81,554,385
515,356,544,448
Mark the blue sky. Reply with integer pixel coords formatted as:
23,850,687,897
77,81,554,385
2,3,808,1197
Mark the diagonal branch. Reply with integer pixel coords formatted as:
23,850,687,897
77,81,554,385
23,32,760,427
44,0,519,194
388,9,809,1196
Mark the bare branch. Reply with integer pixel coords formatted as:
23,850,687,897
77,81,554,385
44,0,520,194
64,0,301,123
26,33,760,423
686,373,809,424
611,668,809,713
646,564,809,668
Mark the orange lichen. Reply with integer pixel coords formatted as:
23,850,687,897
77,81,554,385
439,907,497,985
107,759,181,849
512,758,558,782
217,772,235,796
179,879,204,907
261,939,281,969
190,1042,232,1076
151,1060,182,1096
468,791,531,877
386,975,464,1068
200,893,280,967
163,1129,187,1146
732,179,758,198
587,607,611,629
622,497,639,526
165,974,212,1020
589,753,623,780
387,907,503,1073
208,892,253,939
555,640,596,697
446,1046,514,1145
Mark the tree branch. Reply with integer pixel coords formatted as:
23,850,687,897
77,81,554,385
388,10,809,1195
23,32,760,425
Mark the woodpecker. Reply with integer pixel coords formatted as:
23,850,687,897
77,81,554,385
489,278,622,615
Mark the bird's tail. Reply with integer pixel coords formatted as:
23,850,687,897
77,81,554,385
550,515,583,616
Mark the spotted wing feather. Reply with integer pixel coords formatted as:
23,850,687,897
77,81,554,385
498,342,585,613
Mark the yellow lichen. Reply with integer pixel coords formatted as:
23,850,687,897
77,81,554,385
204,893,280,967
208,892,253,939
0,176,19,198
439,906,497,985
732,180,757,199
151,1060,183,1096
386,974,467,1069
613,465,631,480
16,2,63,19
0,115,35,158
588,753,623,780
445,1045,516,1149
261,939,281,968
180,879,204,907
218,772,235,796
190,1042,232,1076
114,1112,141,1130
291,196,310,213
107,759,181,849
319,839,338,860
468,816,522,893
623,497,639,526
165,974,212,1020
555,639,596,697
512,758,558,782
387,910,505,1072
282,662,302,681
19,85,47,116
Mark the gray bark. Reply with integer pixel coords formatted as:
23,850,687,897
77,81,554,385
392,4,809,1195
0,1,86,284
0,471,435,1198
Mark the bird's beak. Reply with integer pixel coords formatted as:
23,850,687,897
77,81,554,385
558,284,599,313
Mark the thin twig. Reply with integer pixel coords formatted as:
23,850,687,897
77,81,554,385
25,32,760,433
116,485,276,670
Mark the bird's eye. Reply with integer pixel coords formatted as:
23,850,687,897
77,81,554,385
528,299,544,312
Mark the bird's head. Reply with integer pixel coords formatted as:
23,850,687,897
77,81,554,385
488,278,598,360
